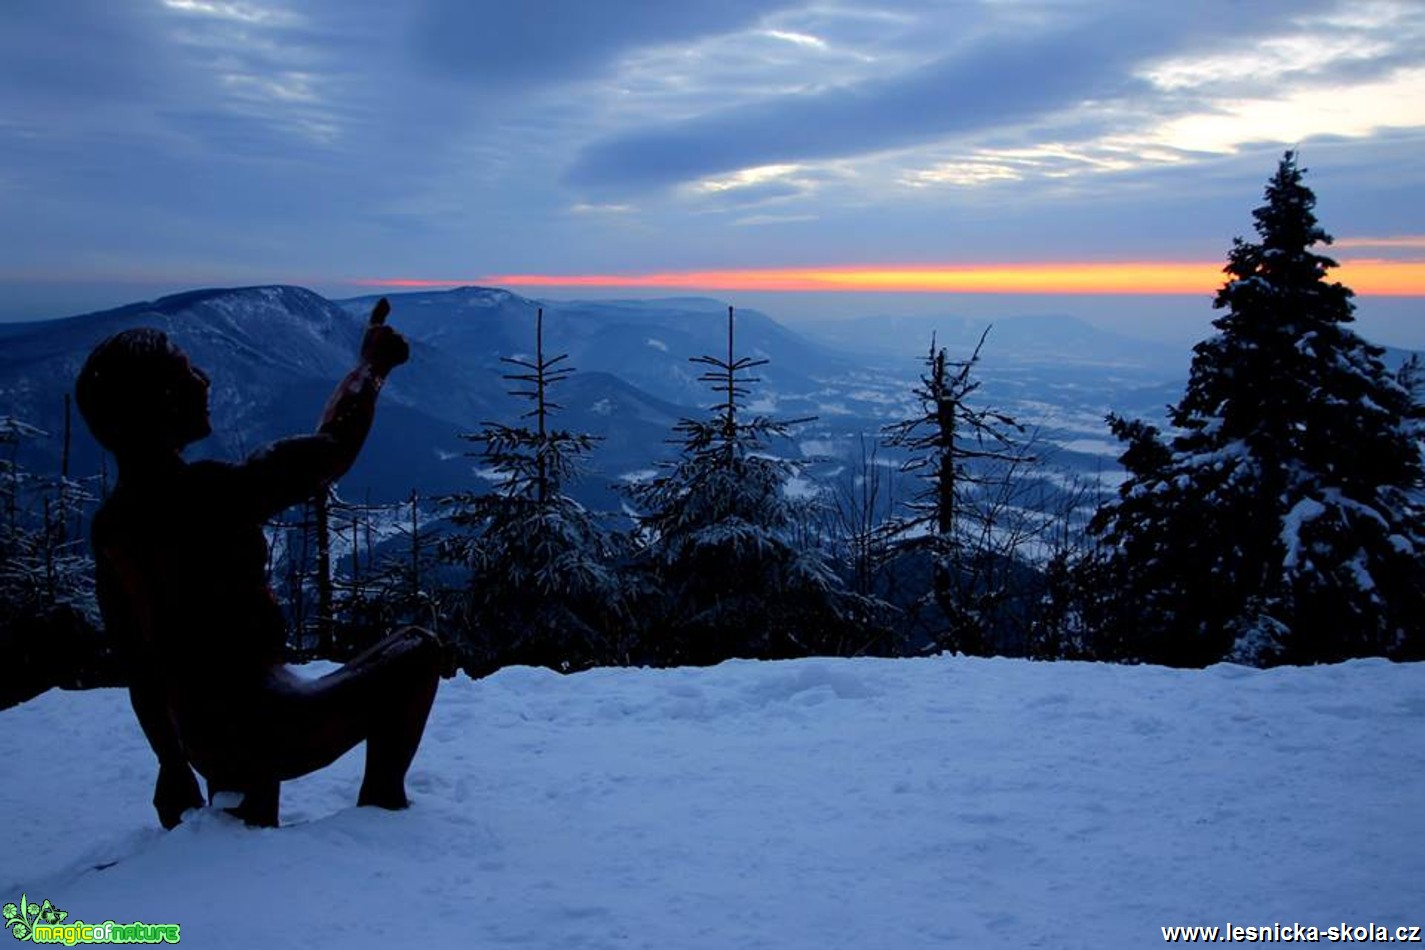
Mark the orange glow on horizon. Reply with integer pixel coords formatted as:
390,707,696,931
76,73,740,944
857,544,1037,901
355,259,1425,296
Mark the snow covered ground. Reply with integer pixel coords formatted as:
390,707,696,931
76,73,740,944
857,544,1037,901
3,655,1422,948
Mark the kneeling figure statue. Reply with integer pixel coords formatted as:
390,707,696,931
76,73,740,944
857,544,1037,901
78,298,441,829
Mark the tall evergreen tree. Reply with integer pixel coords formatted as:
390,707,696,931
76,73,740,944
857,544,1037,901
442,309,632,677
1092,152,1425,665
629,307,888,664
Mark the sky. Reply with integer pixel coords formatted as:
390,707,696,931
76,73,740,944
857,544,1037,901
3,0,1424,344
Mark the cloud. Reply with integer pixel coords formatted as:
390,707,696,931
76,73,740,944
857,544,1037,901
563,0,1357,196
0,1,359,160
409,0,784,89
0,3,177,108
565,17,1140,193
0,0,1421,310
732,213,820,227
1336,235,1425,250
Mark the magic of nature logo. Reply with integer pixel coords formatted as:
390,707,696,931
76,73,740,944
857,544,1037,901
4,895,180,945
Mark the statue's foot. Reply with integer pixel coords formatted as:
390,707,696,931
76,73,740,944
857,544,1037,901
356,783,410,810
228,801,280,828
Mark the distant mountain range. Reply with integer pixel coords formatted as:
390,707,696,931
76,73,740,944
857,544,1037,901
0,286,471,501
2,284,1415,508
335,289,858,408
0,286,863,505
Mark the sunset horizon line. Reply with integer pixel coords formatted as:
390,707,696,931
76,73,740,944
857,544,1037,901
354,258,1425,297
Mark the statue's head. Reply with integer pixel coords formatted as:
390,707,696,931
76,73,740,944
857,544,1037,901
76,328,212,457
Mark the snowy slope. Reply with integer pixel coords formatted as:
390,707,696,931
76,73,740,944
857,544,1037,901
2,655,1422,948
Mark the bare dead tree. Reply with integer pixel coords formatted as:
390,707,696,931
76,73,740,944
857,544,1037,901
882,329,1033,655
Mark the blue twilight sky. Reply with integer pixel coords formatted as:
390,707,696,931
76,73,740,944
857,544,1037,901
3,0,1423,343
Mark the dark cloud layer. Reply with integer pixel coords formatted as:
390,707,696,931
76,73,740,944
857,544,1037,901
565,0,1341,195
1,3,177,110
410,0,786,88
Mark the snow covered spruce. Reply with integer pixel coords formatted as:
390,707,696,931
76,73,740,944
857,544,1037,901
1088,152,1425,667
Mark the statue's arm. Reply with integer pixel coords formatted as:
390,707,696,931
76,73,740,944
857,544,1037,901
311,297,407,481
240,298,408,518
95,543,203,829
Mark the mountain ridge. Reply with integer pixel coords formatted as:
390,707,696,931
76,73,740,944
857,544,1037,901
11,283,1405,507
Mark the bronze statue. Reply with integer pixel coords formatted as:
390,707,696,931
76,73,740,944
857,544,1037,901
77,298,441,829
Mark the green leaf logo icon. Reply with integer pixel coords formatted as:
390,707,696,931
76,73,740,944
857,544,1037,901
3,894,66,942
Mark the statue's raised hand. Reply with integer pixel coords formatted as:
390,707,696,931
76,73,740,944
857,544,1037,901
360,297,410,376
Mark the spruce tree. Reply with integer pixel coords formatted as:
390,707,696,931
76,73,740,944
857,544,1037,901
629,307,887,664
1092,152,1424,665
442,308,632,677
